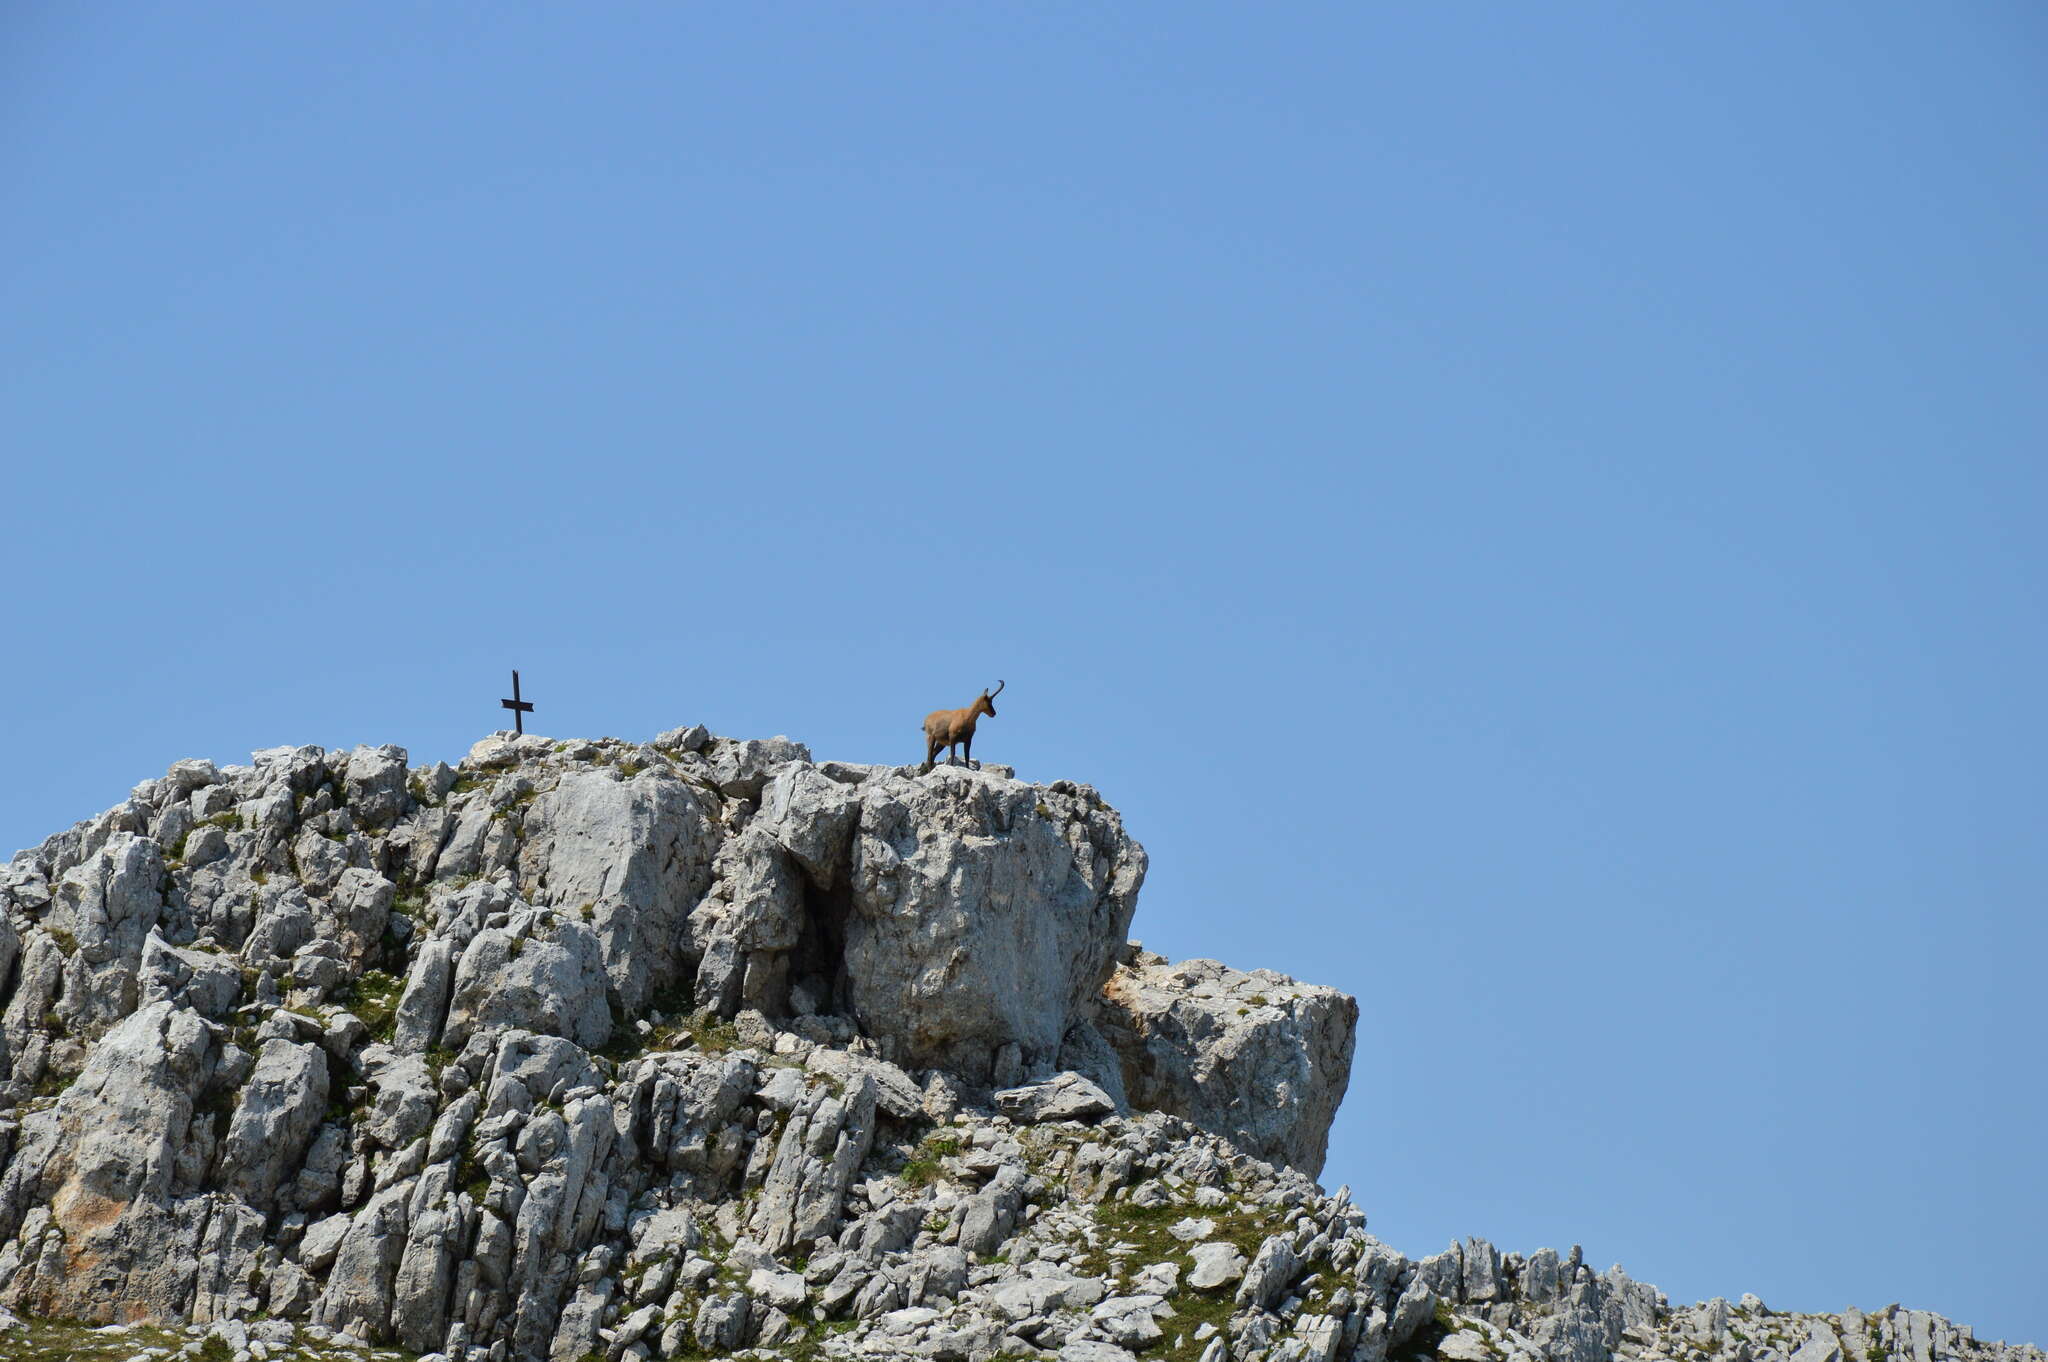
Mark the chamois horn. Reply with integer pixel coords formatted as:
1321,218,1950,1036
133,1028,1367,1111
987,679,1006,698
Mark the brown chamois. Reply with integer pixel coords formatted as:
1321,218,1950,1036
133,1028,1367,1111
922,680,1004,772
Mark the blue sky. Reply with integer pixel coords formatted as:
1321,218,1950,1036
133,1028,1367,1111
5,1,2044,1345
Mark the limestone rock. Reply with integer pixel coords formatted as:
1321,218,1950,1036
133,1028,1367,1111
47,833,164,1031
750,1077,878,1253
705,736,810,800
1186,1241,1249,1290
137,936,241,1019
343,745,412,828
1236,1232,1301,1309
41,731,2008,1362
517,768,717,1015
994,1071,1119,1124
1388,1280,1437,1346
842,768,1146,1083
442,918,610,1052
1097,953,1357,1175
314,1180,410,1338
1794,1325,1846,1362
0,1001,216,1320
220,1038,329,1207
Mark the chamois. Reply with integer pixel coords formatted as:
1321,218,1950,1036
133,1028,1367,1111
922,680,1004,772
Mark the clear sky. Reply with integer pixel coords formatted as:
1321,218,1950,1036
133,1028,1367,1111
4,1,2044,1346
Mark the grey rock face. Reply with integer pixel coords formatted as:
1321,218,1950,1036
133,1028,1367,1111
46,833,165,1033
0,1001,215,1320
220,1039,328,1207
1236,1232,1302,1309
1794,1324,1847,1362
842,768,1147,1083
1097,952,1358,1175
1388,1279,1438,1346
957,1165,1028,1259
518,768,718,1015
137,935,242,1019
442,917,611,1052
28,731,1839,1362
314,1179,409,1338
340,744,412,830
750,1076,879,1253
693,1290,751,1353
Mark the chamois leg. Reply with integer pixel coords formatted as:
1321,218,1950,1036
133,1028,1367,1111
962,732,973,767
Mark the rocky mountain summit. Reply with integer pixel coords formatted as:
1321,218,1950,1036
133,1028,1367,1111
0,730,2032,1362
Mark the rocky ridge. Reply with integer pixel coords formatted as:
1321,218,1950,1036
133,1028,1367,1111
0,730,2030,1362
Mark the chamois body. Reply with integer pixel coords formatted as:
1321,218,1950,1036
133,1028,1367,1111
922,680,1003,772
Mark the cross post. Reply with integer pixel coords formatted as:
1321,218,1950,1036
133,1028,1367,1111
500,670,534,735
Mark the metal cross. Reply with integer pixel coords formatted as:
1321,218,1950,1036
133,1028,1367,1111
500,670,534,735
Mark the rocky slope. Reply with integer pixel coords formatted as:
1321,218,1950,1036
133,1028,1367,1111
0,730,2030,1362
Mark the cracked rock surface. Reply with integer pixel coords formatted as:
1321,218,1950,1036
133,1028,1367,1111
0,730,2026,1362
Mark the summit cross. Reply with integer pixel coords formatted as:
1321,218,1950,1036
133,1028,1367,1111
500,670,534,735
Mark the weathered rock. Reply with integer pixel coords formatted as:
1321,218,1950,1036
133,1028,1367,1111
1187,1241,1249,1290
391,936,457,1053
0,1001,216,1320
1097,953,1356,1175
51,732,1959,1362
994,1070,1118,1124
757,763,861,890
364,1056,437,1151
1061,1341,1141,1362
1236,1232,1301,1310
1440,1329,1498,1362
801,1047,925,1121
705,736,810,800
957,1165,1028,1259
136,936,242,1019
654,724,709,753
1462,1236,1505,1302
319,868,395,970
299,1213,352,1271
1388,1280,1437,1347
517,769,718,1015
1092,1294,1168,1348
1794,1325,1846,1362
47,833,164,1031
343,745,412,828
842,768,1146,1084
693,1291,751,1353
314,1180,410,1339
750,1077,878,1253
220,1039,328,1207
442,919,610,1051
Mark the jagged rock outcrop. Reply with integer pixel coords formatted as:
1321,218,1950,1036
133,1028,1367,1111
0,730,2027,1362
1099,952,1358,1177
0,730,1354,1360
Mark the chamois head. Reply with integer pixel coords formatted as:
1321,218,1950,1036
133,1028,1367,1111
975,678,1006,718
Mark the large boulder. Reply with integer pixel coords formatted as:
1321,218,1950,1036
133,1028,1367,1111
840,768,1147,1085
1095,953,1357,1176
